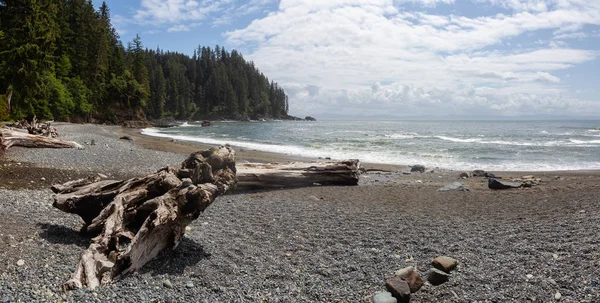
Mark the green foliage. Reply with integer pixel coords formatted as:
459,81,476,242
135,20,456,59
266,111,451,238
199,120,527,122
0,1,288,122
43,72,74,120
66,77,92,116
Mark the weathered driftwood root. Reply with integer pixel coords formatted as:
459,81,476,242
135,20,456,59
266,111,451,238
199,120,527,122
0,129,82,152
52,146,237,290
8,116,58,137
236,159,361,189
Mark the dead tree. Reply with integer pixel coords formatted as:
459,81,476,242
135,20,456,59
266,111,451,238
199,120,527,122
0,128,82,152
52,146,237,290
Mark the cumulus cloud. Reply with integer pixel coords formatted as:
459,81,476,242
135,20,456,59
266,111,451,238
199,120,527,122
224,0,600,117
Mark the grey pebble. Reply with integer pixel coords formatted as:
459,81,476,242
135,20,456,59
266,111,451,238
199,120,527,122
162,279,173,288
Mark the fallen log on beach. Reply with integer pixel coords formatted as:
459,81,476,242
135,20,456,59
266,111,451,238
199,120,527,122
237,159,361,189
0,128,82,152
51,149,359,289
52,146,237,290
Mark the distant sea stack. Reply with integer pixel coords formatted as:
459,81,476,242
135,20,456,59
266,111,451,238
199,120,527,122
305,116,317,121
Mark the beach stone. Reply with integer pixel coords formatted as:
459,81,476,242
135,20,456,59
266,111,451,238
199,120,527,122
186,281,194,288
16,259,24,266
438,182,469,192
97,173,108,178
410,165,426,173
473,170,496,178
555,291,562,300
180,178,193,187
432,256,458,273
162,279,173,288
488,178,522,190
427,268,450,286
459,172,471,178
385,277,410,303
119,136,133,141
373,291,397,303
472,170,486,177
395,266,424,293
2,296,9,303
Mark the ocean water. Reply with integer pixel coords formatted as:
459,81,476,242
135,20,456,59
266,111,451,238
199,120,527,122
142,120,600,171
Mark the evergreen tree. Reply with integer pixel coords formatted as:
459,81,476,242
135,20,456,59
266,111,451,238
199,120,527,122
0,0,289,122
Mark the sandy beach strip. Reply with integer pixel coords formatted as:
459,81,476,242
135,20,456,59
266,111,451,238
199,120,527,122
1,123,599,302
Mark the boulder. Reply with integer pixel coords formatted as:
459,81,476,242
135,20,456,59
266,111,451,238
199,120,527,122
410,165,426,173
459,172,471,178
373,291,397,303
432,256,458,273
305,116,317,121
438,182,469,192
427,268,450,286
488,178,522,190
395,266,424,293
201,120,212,127
385,277,411,303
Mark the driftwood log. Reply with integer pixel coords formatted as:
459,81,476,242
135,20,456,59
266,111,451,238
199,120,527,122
0,128,82,152
236,159,361,189
52,146,237,290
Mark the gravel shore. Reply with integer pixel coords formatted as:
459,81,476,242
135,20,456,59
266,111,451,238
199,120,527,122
1,124,599,302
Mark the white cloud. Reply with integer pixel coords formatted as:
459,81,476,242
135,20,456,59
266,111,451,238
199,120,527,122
224,0,600,117
132,0,276,28
167,24,191,32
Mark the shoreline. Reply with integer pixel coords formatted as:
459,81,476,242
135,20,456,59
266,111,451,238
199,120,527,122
122,126,600,175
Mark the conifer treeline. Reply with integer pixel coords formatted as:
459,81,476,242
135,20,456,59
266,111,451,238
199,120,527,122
0,0,289,122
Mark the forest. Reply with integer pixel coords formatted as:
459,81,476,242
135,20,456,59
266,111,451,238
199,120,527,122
0,0,290,123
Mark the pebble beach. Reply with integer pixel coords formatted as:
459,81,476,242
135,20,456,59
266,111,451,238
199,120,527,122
1,123,599,302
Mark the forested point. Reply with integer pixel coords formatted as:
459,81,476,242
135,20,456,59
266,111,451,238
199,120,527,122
0,0,293,123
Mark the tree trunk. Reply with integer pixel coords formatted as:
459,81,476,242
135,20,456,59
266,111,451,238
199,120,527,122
6,89,11,114
236,159,360,189
52,146,237,290
0,129,82,152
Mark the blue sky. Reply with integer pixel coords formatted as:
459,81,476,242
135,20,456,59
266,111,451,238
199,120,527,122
92,0,600,118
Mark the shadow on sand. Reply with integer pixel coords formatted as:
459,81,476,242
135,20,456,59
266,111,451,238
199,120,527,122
38,222,210,276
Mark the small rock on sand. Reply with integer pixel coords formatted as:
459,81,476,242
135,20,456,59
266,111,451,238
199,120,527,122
385,277,410,303
488,178,522,190
373,291,397,303
438,182,469,192
162,279,173,288
428,268,450,286
395,266,424,293
410,165,426,173
432,256,458,273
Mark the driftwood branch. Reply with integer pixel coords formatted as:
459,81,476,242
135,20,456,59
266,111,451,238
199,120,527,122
52,146,237,290
0,129,82,152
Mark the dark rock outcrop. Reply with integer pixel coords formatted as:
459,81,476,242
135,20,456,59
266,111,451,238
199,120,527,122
305,116,317,121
